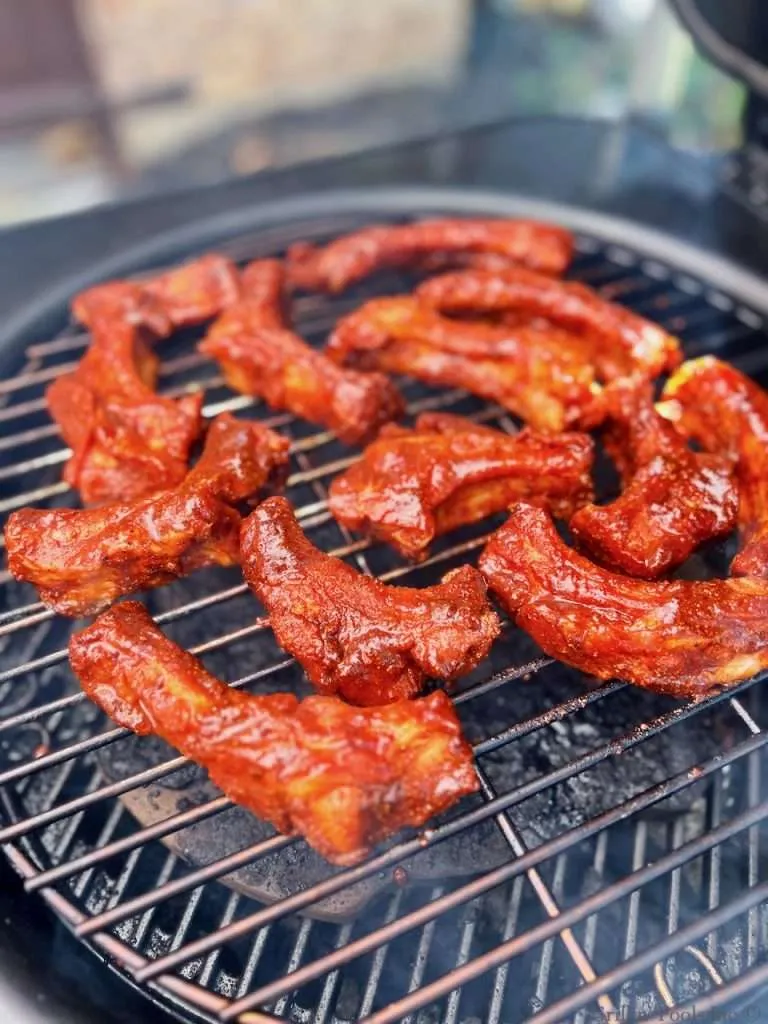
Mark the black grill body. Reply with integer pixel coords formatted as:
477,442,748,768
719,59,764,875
0,173,766,1024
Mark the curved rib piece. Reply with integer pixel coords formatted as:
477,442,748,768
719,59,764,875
570,380,738,578
47,318,203,504
6,414,289,616
200,261,403,445
661,357,768,578
330,412,594,560
417,266,682,381
327,296,598,433
72,253,242,335
286,218,573,292
240,496,500,705
69,602,477,866
479,502,768,698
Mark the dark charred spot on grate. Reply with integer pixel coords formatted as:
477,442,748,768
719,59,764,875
0,197,766,1024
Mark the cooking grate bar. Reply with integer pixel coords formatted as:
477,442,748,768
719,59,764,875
192,886,240,989
359,811,768,1024
0,346,217,399
486,875,526,1024
473,762,618,1020
0,754,188,846
217,739,768,1021
746,744,764,967
233,920,274,1000
527,877,768,1024
25,796,232,892
399,886,443,1024
357,890,405,1018
0,600,45,624
314,921,356,1024
574,830,610,1024
0,724,127,787
471,679,621,756
443,909,478,1024
129,686,761,985
272,918,313,1017
619,821,648,1019
79,834,294,938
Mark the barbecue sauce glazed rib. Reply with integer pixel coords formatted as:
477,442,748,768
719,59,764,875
240,496,500,705
69,602,478,866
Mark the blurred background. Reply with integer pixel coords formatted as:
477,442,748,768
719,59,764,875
0,0,745,227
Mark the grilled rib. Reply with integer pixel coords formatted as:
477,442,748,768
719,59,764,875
661,357,768,579
327,295,598,433
72,253,242,335
480,502,768,699
286,218,574,291
69,602,478,866
240,496,500,705
5,414,289,616
570,380,738,578
417,265,682,381
199,260,404,445
330,411,594,560
46,317,203,504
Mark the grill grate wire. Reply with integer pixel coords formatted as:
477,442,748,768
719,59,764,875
0,209,765,1024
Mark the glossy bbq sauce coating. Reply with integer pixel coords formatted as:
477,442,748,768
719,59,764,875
241,496,500,705
662,356,768,578
50,254,247,505
330,411,594,561
287,217,574,292
5,414,289,615
46,318,203,505
417,265,682,381
327,295,598,433
69,602,478,866
570,380,738,578
200,260,404,445
480,503,768,698
72,253,242,335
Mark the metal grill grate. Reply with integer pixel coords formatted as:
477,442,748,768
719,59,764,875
0,192,766,1024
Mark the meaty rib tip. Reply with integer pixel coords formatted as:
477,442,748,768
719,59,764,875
47,317,203,504
200,259,403,445
330,411,594,560
569,380,738,578
286,217,574,292
72,253,242,336
661,356,768,579
240,496,500,705
327,295,598,433
5,414,289,616
479,502,768,699
417,265,682,382
69,602,478,866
